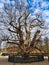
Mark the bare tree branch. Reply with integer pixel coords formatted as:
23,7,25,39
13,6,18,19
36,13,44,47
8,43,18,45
8,28,17,33
7,41,19,45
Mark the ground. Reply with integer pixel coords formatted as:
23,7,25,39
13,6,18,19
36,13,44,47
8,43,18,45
0,56,49,65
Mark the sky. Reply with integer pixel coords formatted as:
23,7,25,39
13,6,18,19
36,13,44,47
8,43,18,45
0,0,49,48
0,0,49,27
0,0,49,37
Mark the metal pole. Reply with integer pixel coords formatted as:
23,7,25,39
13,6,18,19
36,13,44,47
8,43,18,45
13,63,15,65
13,55,16,65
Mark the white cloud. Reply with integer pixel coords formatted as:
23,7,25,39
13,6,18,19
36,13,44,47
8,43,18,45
42,10,49,27
34,9,42,15
0,3,3,8
42,10,49,19
41,2,49,8
0,0,10,3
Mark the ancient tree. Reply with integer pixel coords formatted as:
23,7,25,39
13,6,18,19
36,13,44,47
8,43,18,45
2,0,45,56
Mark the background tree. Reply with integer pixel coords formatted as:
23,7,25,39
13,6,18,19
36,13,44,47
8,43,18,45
44,37,49,53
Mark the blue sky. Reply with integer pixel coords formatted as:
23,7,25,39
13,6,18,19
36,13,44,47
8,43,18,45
0,0,49,27
0,0,49,48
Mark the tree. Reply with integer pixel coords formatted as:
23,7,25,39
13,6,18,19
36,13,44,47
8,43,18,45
44,37,49,53
1,0,45,56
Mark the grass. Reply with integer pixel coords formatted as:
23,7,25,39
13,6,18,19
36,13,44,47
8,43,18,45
0,53,2,56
